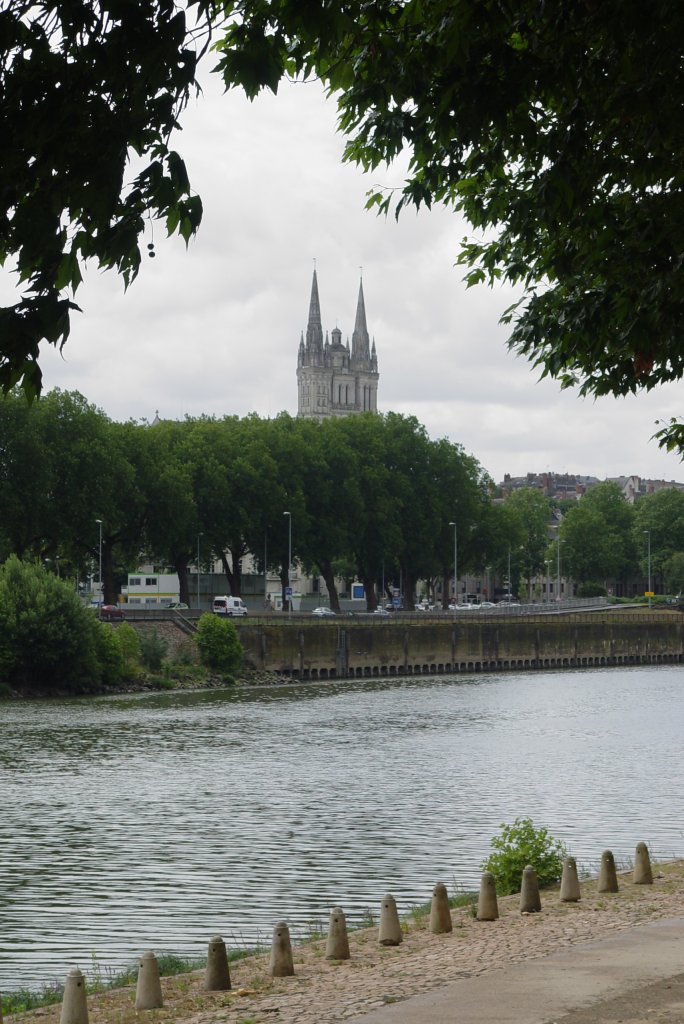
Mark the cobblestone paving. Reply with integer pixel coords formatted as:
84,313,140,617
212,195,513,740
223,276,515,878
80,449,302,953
15,863,684,1024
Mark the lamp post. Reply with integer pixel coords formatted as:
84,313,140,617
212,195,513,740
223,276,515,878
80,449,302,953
283,511,292,616
95,519,103,606
644,529,652,608
449,521,458,606
196,533,202,610
507,545,512,602
544,560,551,603
556,534,563,602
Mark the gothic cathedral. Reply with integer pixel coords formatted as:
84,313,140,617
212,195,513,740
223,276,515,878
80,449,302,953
296,269,379,419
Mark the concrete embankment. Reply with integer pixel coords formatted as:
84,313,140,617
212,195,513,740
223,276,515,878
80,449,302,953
235,610,684,680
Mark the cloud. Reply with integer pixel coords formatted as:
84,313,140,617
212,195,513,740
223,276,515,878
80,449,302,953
3,72,682,488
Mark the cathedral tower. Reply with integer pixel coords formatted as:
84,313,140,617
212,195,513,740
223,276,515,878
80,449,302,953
297,270,379,419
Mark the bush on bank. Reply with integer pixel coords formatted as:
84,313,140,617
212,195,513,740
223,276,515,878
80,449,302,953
195,613,243,677
482,816,567,895
0,556,140,693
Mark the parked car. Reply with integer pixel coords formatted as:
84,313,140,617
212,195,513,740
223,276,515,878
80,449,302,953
311,606,336,617
99,604,125,621
415,601,434,611
212,596,248,617
168,602,189,610
372,607,391,616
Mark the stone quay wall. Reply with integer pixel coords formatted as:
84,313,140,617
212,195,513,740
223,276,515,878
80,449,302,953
236,612,684,680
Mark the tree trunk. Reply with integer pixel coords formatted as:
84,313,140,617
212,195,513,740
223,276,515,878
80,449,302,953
319,560,340,612
174,555,191,606
102,540,115,605
280,565,290,611
220,550,242,597
441,567,450,609
362,574,377,611
402,567,416,610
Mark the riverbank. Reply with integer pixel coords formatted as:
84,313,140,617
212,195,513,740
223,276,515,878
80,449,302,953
8,859,684,1024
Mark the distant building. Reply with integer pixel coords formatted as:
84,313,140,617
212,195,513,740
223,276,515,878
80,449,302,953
297,269,379,419
499,470,684,504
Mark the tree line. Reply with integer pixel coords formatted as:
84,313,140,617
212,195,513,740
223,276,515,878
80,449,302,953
2,389,681,608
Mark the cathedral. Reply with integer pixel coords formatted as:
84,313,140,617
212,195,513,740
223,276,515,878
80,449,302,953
296,269,379,419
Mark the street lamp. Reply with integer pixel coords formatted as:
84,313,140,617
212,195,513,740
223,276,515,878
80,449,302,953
556,534,564,602
644,529,652,609
196,532,203,610
507,545,512,602
544,559,551,603
283,511,292,616
95,519,103,606
449,521,458,606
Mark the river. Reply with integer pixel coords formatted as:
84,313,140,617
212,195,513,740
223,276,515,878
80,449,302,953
1,666,683,991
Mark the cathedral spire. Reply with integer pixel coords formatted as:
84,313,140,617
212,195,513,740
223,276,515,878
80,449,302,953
305,268,324,358
351,278,370,364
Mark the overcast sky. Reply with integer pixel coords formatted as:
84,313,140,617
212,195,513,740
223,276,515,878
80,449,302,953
4,69,683,486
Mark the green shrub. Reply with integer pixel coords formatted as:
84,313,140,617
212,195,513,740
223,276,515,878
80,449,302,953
114,622,142,679
195,614,243,675
577,582,607,598
0,555,101,691
139,628,168,671
93,621,123,686
482,816,567,895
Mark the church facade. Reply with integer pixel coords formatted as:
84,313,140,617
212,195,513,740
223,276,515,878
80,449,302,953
296,269,379,419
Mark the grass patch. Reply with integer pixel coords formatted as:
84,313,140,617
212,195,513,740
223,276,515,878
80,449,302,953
1,951,208,1015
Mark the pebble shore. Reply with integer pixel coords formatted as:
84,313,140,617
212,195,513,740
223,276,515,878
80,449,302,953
11,860,684,1024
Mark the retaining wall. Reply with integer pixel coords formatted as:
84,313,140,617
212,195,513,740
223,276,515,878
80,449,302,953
235,613,684,680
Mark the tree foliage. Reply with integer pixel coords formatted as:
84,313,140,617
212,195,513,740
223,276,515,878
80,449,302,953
0,555,103,690
195,613,243,676
3,0,684,448
560,483,635,586
0,0,207,396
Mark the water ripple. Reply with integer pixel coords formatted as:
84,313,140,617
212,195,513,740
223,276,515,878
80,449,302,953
1,667,683,989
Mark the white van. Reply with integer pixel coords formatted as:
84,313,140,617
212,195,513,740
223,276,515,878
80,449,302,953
212,596,248,617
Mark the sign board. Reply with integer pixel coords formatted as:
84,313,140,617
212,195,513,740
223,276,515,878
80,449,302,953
645,591,655,598
392,596,401,608
285,586,293,598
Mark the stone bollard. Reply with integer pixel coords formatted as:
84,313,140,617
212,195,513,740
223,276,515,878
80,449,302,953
269,921,295,977
633,842,654,885
520,865,542,913
560,856,581,902
204,935,231,991
59,968,89,1024
326,907,351,960
476,872,499,921
135,951,163,1010
429,882,453,934
598,850,619,893
378,893,403,946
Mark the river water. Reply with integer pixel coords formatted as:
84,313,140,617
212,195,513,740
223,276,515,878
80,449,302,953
1,666,683,990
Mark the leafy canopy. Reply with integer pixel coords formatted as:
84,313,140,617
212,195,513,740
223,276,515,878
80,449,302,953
0,0,207,396
4,0,684,438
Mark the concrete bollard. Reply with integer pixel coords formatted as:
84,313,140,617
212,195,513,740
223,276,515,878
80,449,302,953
520,865,542,913
135,951,163,1010
476,872,499,921
59,968,89,1024
204,935,231,991
560,856,581,902
598,850,619,893
429,882,453,934
378,893,403,946
633,842,654,885
269,921,295,977
326,907,351,960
